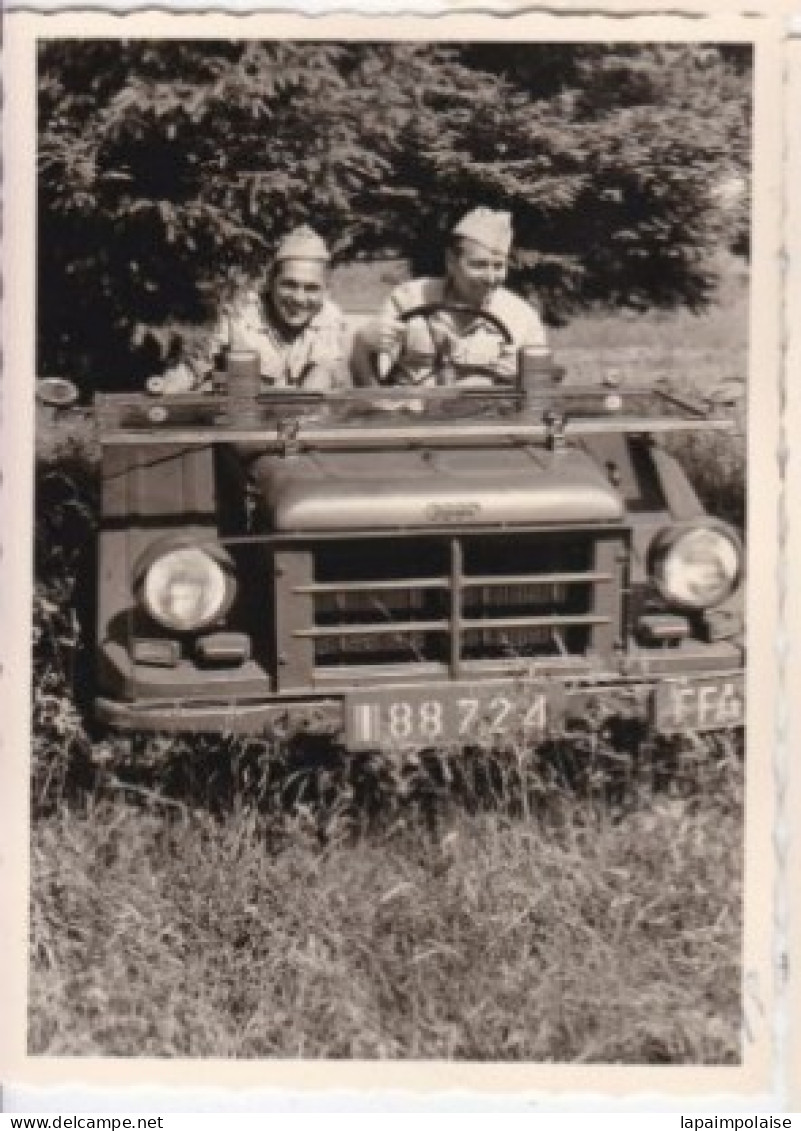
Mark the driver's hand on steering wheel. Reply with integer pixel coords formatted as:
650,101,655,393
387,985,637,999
454,337,518,384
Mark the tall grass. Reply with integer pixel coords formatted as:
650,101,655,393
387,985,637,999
30,734,743,1060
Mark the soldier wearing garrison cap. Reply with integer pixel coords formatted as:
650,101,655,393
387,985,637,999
352,207,546,387
157,225,352,393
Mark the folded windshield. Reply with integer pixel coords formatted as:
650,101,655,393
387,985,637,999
95,385,734,447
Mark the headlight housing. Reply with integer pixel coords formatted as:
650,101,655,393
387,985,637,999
134,540,236,632
648,522,742,611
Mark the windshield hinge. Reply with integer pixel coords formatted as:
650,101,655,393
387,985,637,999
277,417,302,457
544,410,567,451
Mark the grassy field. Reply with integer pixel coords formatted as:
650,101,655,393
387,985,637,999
30,745,743,1060
29,260,748,1061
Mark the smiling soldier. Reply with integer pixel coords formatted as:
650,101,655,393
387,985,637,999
158,225,352,393
352,207,547,387
220,225,352,391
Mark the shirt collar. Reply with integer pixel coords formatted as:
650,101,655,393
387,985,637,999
442,279,499,314
440,281,500,332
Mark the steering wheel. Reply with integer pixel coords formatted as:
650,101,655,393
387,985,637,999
376,301,515,386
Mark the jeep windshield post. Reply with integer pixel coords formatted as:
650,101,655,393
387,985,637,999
92,350,745,749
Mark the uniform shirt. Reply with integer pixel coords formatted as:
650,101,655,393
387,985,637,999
157,292,352,394
359,276,547,386
212,290,352,390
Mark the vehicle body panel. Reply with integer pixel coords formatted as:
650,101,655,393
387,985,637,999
252,445,625,531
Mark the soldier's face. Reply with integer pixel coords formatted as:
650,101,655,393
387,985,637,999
446,240,509,305
270,260,327,329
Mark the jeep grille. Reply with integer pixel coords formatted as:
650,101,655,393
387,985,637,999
282,532,626,678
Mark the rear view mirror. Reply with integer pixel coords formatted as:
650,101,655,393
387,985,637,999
36,377,79,408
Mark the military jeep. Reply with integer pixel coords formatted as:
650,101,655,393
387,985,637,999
65,329,744,751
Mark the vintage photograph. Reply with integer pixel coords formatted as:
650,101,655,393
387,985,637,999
1,7,783,1091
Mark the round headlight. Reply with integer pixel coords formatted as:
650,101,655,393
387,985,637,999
135,543,235,632
649,523,742,611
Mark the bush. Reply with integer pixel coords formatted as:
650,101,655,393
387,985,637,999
32,443,99,813
668,427,746,533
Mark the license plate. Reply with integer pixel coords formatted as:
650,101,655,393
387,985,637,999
346,683,557,750
653,674,745,733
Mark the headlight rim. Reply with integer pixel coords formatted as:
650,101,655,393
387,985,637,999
132,535,237,633
647,519,743,612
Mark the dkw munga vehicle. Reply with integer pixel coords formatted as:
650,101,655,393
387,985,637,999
44,304,745,751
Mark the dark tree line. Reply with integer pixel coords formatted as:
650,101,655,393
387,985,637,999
37,40,751,389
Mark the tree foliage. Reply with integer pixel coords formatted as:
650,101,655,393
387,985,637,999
37,40,751,388
384,43,751,311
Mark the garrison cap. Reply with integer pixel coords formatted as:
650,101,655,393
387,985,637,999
274,225,330,264
452,208,513,256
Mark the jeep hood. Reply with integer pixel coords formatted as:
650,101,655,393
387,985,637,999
248,445,624,532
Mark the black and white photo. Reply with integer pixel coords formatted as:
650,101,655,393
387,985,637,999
0,5,785,1102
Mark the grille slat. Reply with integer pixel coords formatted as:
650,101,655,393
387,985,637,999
297,571,609,594
462,614,609,630
296,577,448,594
297,619,449,638
464,571,610,587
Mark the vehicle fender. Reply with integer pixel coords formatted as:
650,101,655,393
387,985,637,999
96,443,219,696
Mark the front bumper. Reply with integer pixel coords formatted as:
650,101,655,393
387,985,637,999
95,665,745,749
